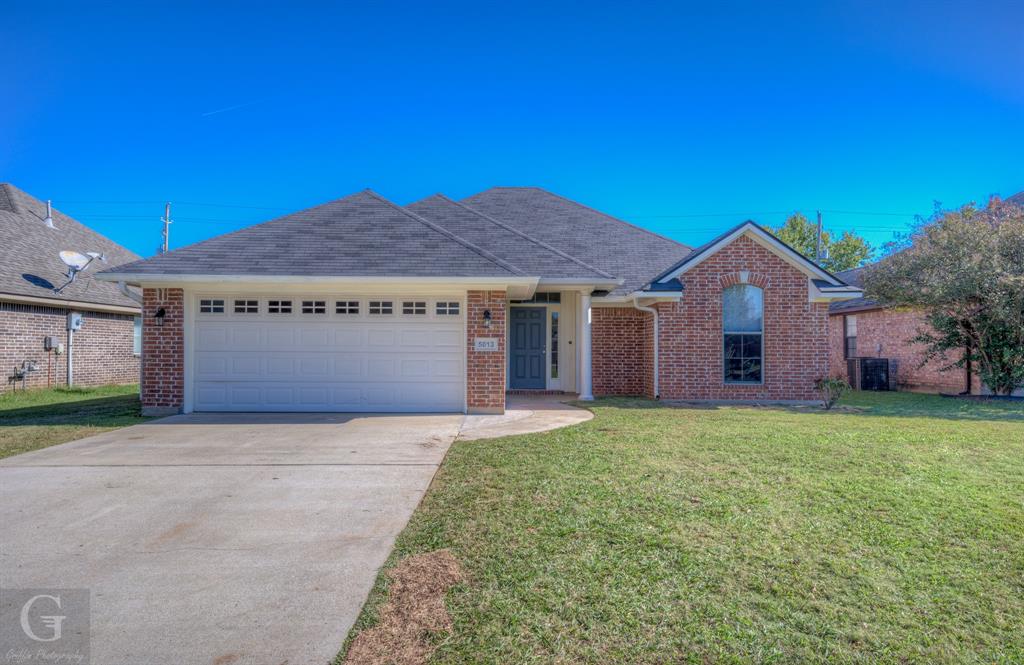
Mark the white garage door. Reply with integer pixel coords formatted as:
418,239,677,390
192,296,464,412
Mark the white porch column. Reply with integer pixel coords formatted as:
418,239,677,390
579,292,594,401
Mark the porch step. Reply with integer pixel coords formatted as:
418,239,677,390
505,389,571,396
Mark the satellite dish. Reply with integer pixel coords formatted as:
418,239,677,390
60,250,91,271
54,250,106,293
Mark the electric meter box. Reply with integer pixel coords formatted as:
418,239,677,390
67,312,84,331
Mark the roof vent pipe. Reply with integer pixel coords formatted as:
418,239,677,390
43,200,56,229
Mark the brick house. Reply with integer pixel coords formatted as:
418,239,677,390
827,267,971,393
0,184,142,393
828,191,1024,396
829,271,1024,397
96,188,861,415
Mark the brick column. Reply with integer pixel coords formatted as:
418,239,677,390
466,290,506,414
141,288,184,416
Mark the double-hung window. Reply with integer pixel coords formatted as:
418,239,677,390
844,315,858,359
723,285,763,383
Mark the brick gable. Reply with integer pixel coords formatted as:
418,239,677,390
654,234,828,401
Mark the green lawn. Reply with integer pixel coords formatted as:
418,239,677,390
0,385,148,459
344,392,1024,664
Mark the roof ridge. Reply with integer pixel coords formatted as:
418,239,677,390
477,186,692,251
361,190,525,276
434,194,616,279
106,191,376,269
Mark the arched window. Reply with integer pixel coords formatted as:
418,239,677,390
723,284,763,383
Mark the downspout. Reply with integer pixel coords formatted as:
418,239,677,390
633,295,659,399
118,281,144,305
119,282,144,399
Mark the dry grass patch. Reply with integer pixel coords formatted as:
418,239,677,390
345,550,464,665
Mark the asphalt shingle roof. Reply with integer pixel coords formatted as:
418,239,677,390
828,266,881,313
406,194,614,281
461,187,693,295
107,190,520,278
0,184,141,309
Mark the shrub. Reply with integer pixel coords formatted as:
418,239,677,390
816,377,850,409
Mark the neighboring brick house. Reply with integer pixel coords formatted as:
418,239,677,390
827,269,969,393
0,184,142,393
97,187,861,415
829,187,1023,396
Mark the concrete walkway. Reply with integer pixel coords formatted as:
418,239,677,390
459,394,592,440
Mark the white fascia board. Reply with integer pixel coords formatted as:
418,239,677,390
593,291,682,306
658,224,842,285
0,292,141,314
97,273,540,291
808,278,864,303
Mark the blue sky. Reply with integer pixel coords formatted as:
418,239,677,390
2,1,1021,258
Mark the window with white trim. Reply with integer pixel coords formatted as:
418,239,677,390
723,284,763,384
199,299,225,313
435,301,460,315
335,300,359,315
402,301,426,315
267,300,292,314
132,316,142,355
369,300,393,315
302,300,326,314
234,299,259,314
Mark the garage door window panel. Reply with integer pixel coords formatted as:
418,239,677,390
199,299,225,314
234,299,259,314
369,301,393,315
435,301,460,316
336,300,360,315
402,301,426,315
302,300,326,315
268,300,293,314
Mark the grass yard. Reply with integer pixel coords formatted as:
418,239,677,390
0,384,148,459
344,392,1024,664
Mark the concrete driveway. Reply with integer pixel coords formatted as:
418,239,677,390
0,413,464,665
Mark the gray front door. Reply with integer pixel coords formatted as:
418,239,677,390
509,307,546,389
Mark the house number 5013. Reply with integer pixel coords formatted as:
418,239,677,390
474,338,499,352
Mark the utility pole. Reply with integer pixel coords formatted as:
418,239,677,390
815,210,823,263
160,202,172,253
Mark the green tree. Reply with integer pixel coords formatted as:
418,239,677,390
862,199,1024,395
771,213,873,272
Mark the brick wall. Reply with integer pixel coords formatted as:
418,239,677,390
1,301,139,393
466,290,506,413
592,307,654,397
828,307,967,393
654,234,829,401
141,288,184,413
